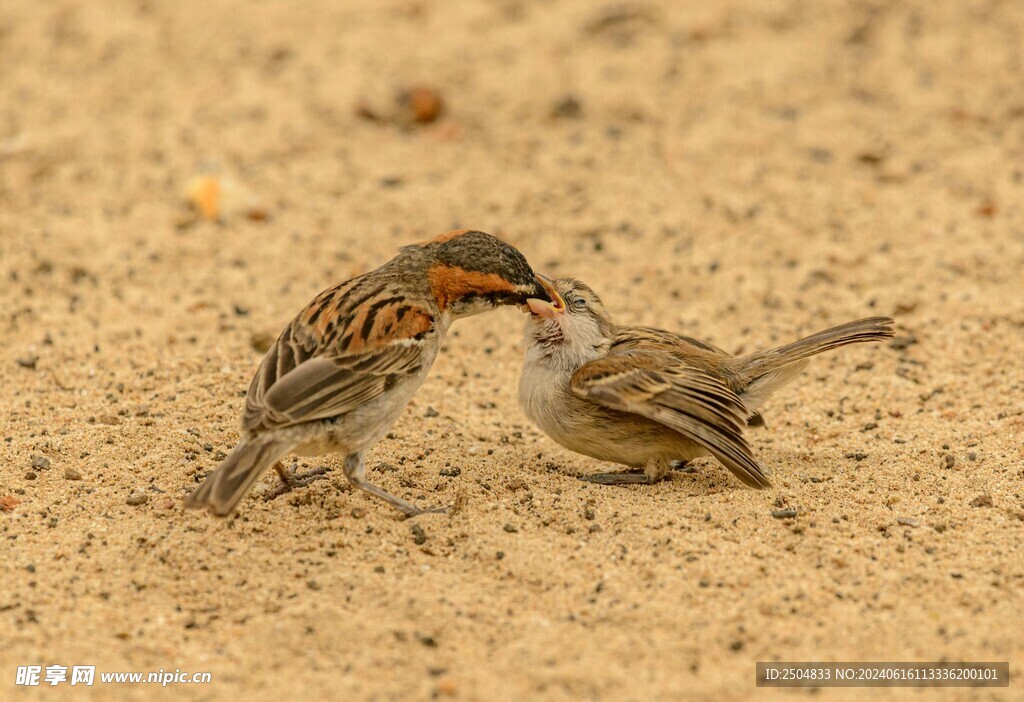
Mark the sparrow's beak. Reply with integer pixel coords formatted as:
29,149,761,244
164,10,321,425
526,274,553,304
526,274,564,318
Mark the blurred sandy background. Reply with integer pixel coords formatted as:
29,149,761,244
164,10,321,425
2,0,1023,699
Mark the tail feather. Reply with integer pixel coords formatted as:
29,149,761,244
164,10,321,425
736,316,894,409
183,438,291,516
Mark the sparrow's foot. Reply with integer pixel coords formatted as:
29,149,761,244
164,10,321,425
671,460,696,474
400,504,448,519
264,462,331,501
581,470,655,485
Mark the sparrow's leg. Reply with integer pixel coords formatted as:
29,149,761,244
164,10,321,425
582,459,673,486
263,461,331,501
343,452,444,518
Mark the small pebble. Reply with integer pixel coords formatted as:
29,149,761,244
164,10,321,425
411,523,427,545
424,407,439,418
890,335,918,351
24,471,37,481
183,174,267,223
771,508,798,519
943,454,955,469
64,468,82,481
400,86,444,124
503,523,518,533
970,493,993,508
125,492,149,506
16,356,39,370
550,95,583,120
31,456,51,470
896,516,920,528
350,508,366,519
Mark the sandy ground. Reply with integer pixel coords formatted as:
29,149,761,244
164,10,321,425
2,0,1023,699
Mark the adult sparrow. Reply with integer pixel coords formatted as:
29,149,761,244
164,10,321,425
519,276,894,488
185,230,551,517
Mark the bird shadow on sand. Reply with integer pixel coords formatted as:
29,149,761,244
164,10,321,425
538,457,750,495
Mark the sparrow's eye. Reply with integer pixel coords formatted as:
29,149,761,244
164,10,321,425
570,297,588,311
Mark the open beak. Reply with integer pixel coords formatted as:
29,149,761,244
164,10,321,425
526,274,564,318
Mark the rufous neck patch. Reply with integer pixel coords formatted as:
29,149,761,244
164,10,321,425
428,263,516,309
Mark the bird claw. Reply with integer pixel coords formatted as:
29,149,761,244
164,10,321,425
264,464,332,501
399,504,448,519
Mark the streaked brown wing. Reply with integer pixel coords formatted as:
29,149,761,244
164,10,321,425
242,341,424,432
614,326,731,356
241,277,436,433
570,349,771,489
610,325,747,391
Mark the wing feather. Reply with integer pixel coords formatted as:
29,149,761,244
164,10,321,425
571,350,771,489
240,278,435,433
243,339,424,432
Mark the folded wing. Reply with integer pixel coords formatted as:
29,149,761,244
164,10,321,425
570,349,771,489
241,293,433,433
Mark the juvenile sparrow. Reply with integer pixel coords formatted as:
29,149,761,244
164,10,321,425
185,230,551,517
519,276,894,488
